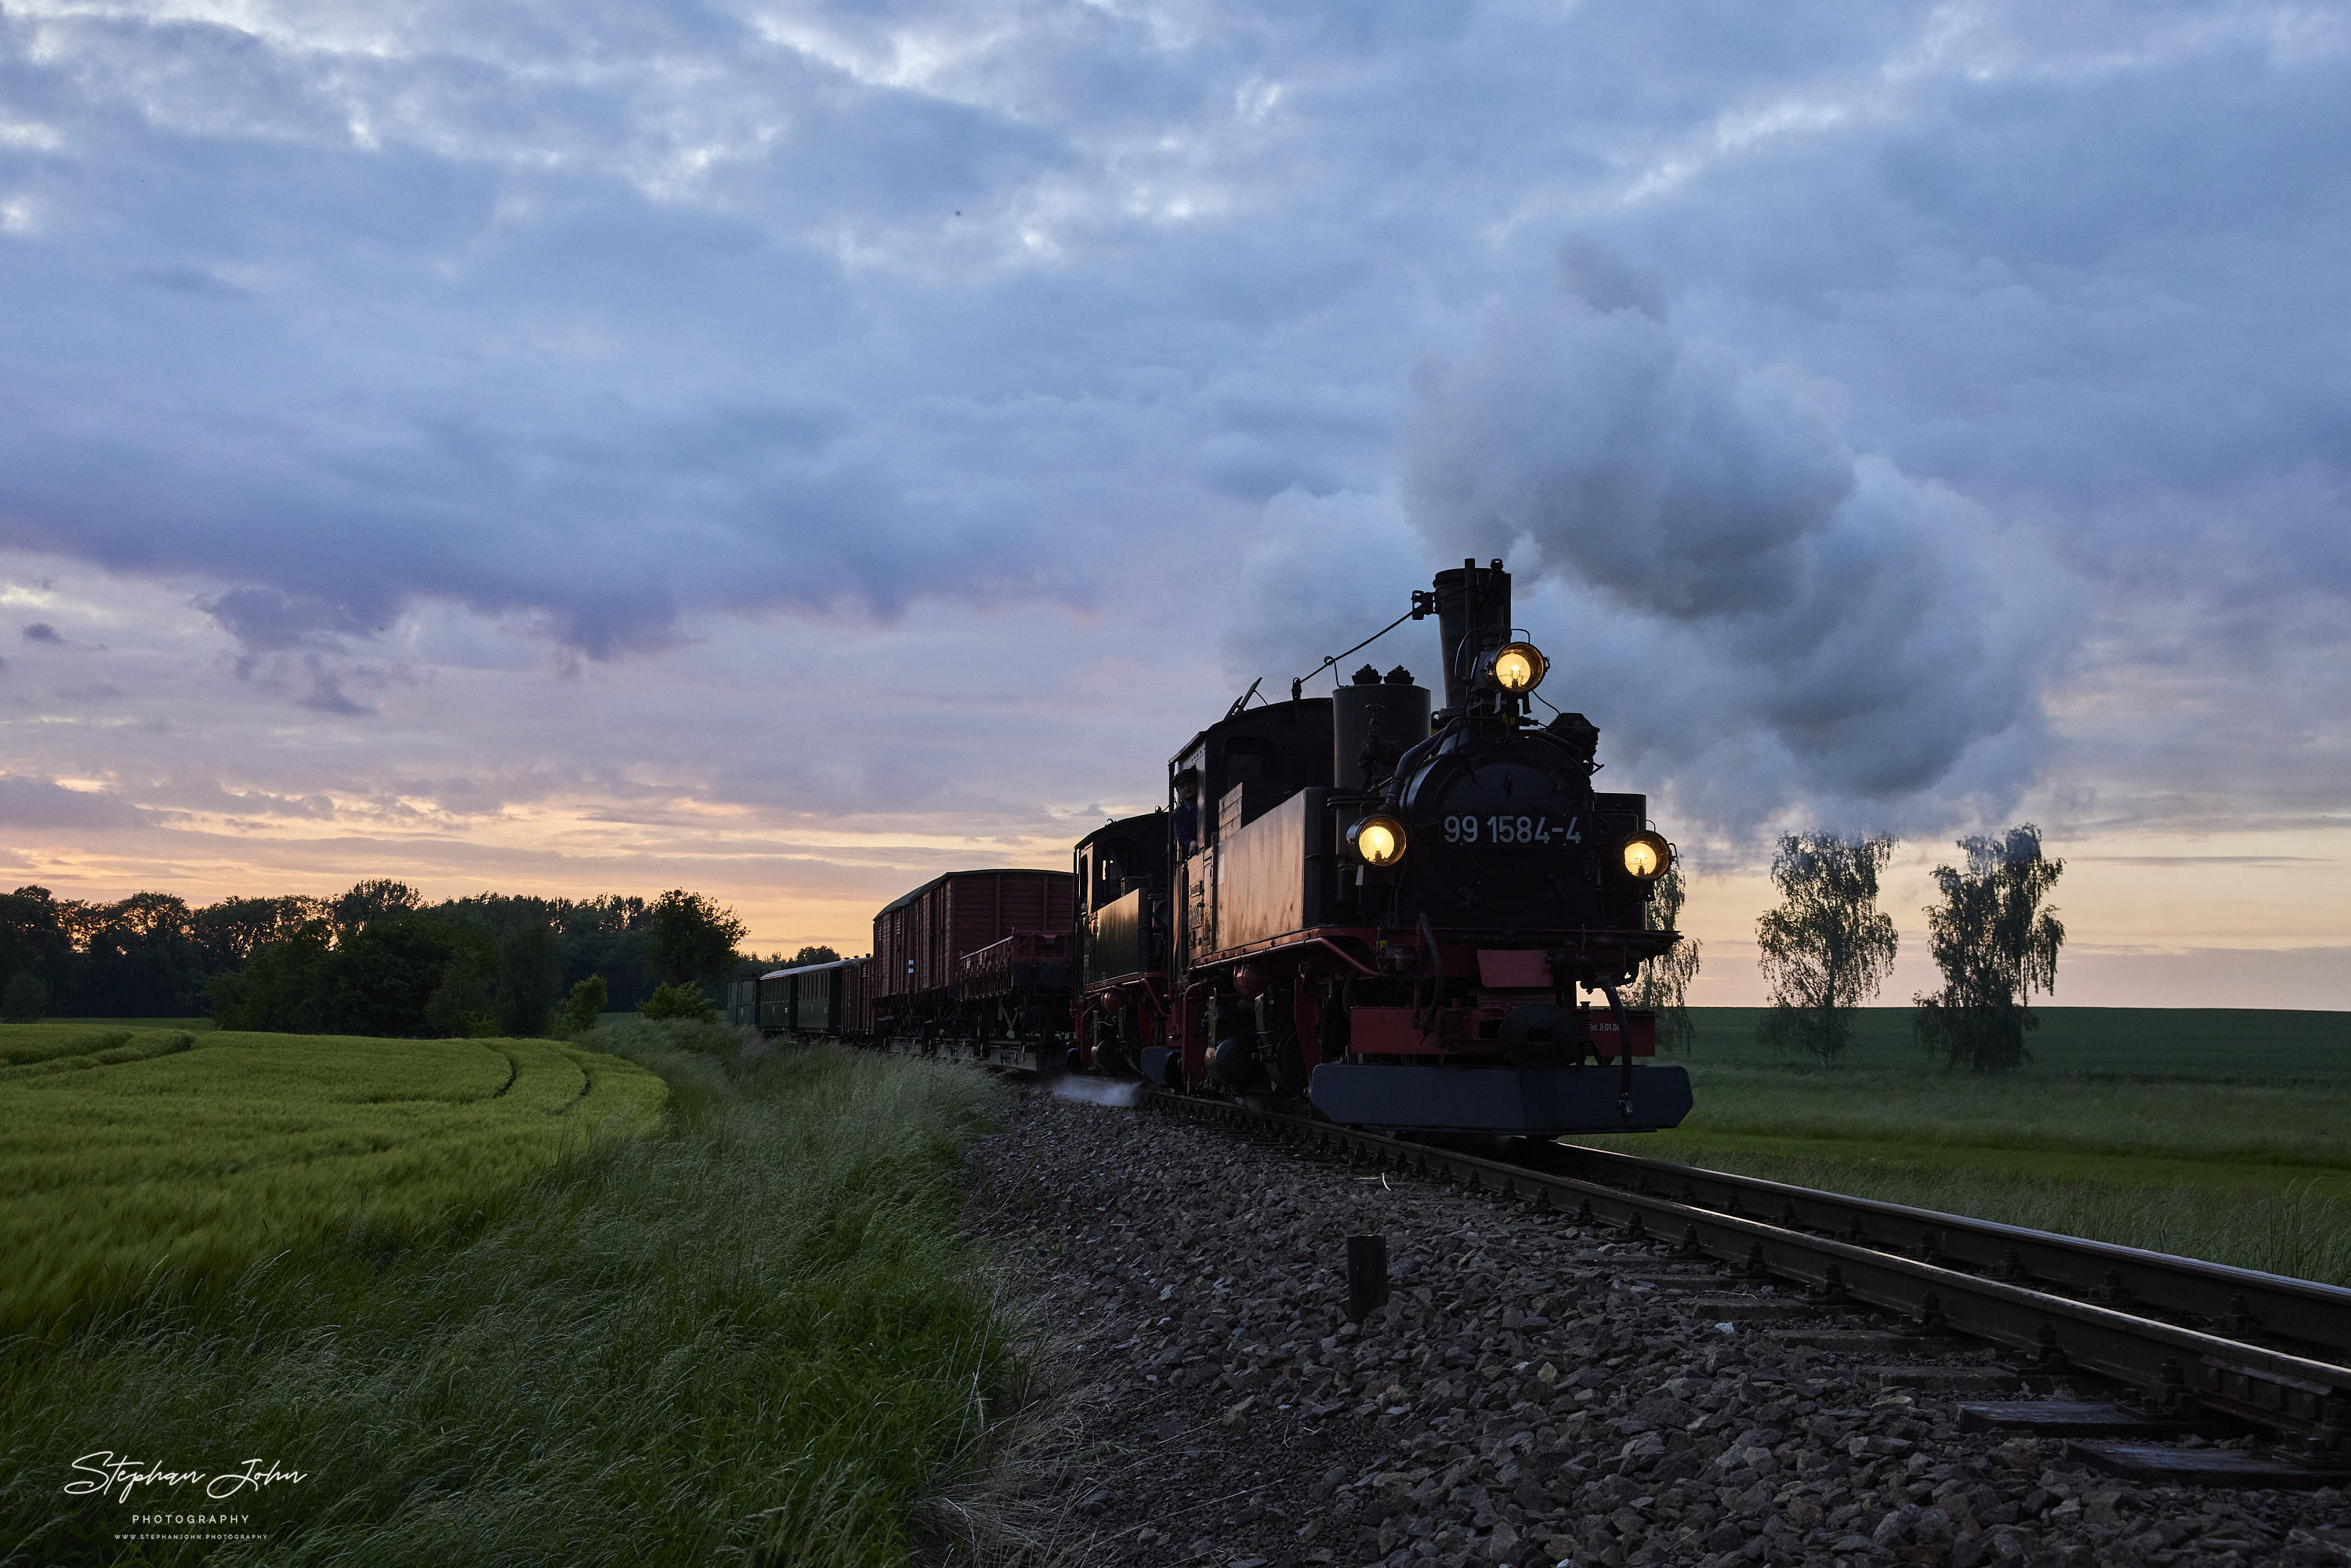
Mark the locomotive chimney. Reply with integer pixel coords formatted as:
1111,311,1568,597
1430,558,1513,713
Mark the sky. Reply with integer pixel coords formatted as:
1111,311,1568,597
1,0,2346,1006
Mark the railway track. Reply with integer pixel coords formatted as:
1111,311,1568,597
1142,1087,2351,1487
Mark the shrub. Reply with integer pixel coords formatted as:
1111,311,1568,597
639,980,716,1024
556,975,610,1037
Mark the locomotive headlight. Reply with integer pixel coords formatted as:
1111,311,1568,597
1491,642,1547,693
1621,831,1672,880
1348,814,1408,867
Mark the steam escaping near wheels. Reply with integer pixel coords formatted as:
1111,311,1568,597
1052,1076,1140,1108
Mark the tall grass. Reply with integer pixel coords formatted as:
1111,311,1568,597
1638,1064,2351,1174
2,1027,1033,1567
1597,1138,2351,1287
1599,1005,2351,1286
1679,1005,2351,1081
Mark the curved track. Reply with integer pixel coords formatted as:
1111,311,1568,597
1141,1088,2351,1468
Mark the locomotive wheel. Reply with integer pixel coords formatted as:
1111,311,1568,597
1267,1024,1308,1092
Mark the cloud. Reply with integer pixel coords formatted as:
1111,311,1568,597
0,2,2340,714
1219,487,1434,695
1557,235,1668,323
197,587,377,656
0,777,143,831
22,623,60,643
189,586,382,714
1403,259,2078,831
0,0,2345,979
295,657,373,718
132,265,251,300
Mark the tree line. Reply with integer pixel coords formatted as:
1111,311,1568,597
5,835,2059,1060
0,879,831,1038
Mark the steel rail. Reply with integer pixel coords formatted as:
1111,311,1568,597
1139,1089,2351,1461
1531,1140,2351,1361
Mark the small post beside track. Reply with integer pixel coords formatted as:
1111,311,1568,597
1346,1234,1389,1323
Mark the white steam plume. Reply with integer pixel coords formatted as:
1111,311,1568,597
1051,1076,1140,1108
1396,243,2078,835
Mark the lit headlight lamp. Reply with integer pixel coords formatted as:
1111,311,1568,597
1347,814,1408,867
1620,831,1672,881
1483,641,1548,694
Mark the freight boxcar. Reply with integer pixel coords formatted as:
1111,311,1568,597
871,867,1074,1067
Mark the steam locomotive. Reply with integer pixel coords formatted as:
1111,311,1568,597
730,559,1692,1136
1074,559,1690,1135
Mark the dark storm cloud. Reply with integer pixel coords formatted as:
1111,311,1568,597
22,624,60,643
1602,9,2351,614
0,0,1135,656
0,0,2342,842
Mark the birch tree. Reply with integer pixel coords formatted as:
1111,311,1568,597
1631,863,1701,1054
1755,833,1900,1065
1914,825,2065,1073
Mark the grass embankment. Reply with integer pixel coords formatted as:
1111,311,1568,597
1589,1007,2351,1285
2,1022,1031,1566
0,1023,666,1337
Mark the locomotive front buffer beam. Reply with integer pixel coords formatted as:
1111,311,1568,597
1306,1060,1694,1135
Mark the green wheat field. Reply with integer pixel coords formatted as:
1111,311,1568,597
1584,1005,2351,1286
2,1023,1028,1566
0,1022,670,1338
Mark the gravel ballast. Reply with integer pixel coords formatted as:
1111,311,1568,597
965,1088,2351,1567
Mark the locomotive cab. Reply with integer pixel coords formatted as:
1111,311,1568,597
1074,810,1170,1075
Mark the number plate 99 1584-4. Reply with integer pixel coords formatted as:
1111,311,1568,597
1441,814,1581,846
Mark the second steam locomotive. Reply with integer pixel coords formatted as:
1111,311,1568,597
729,559,1693,1136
